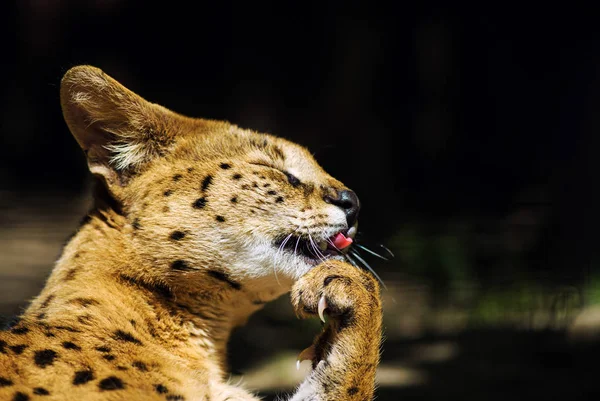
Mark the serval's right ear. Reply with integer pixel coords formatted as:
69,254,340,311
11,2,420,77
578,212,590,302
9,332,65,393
60,65,188,194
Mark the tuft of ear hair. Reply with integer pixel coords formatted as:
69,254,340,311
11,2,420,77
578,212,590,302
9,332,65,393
60,65,188,187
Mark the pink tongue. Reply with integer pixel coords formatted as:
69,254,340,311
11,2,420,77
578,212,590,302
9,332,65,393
332,232,353,250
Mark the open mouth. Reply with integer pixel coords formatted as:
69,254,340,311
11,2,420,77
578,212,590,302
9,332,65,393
274,225,357,262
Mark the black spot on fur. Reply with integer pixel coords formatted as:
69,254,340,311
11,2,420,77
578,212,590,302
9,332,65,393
164,189,173,197
96,346,111,353
130,319,136,327
11,326,29,335
347,387,359,396
187,167,194,173
73,370,95,385
36,312,46,320
40,295,54,309
54,326,81,333
193,197,207,209
155,384,169,394
62,341,81,351
132,361,148,372
34,349,57,368
230,196,238,203
207,270,242,290
116,366,128,371
132,218,141,230
364,280,375,293
119,274,173,299
9,344,27,355
220,163,231,169
102,354,116,361
302,183,315,196
232,173,242,180
98,376,124,391
146,321,159,338
33,388,50,395
113,330,142,345
250,139,265,149
172,174,183,182
0,340,6,354
12,392,29,401
201,175,213,192
166,395,185,401
272,146,286,160
241,184,250,190
64,267,79,281
215,215,225,222
70,297,100,307
267,190,277,195
170,231,186,240
171,260,194,271
0,377,13,387
275,196,284,203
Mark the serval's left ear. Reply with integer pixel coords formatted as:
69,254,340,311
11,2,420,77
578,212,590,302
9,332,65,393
60,65,190,191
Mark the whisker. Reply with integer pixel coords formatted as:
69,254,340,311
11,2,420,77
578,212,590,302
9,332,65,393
309,235,326,264
273,232,293,285
278,233,293,251
307,234,327,264
354,244,389,261
294,235,301,257
326,237,339,251
344,252,360,267
379,244,395,258
312,230,332,262
288,226,303,259
350,250,387,290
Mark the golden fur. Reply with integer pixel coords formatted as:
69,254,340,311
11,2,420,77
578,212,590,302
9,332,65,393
0,66,382,401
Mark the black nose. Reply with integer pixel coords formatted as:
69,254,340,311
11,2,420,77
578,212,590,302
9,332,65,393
324,189,360,227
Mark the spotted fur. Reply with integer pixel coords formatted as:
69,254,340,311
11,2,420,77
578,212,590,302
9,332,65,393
0,66,382,401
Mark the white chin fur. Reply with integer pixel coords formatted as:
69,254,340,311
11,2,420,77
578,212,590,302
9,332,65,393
228,240,344,283
228,241,312,282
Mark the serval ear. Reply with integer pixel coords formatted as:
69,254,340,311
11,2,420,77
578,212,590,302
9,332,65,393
60,65,187,191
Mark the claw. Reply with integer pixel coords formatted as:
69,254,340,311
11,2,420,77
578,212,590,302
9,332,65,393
318,295,328,323
296,345,316,370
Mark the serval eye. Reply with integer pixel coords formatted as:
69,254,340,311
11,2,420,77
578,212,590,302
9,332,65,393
285,172,301,187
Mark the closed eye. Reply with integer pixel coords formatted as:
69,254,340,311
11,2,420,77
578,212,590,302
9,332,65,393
249,161,301,187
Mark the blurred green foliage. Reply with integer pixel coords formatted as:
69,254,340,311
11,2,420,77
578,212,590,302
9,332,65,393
386,222,588,329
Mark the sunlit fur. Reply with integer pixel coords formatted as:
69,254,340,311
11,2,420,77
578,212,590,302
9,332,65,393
0,66,382,401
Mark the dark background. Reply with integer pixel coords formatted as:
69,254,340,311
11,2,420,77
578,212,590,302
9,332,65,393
2,2,600,400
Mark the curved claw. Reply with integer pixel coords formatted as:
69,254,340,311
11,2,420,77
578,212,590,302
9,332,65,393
318,295,328,323
296,345,316,370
